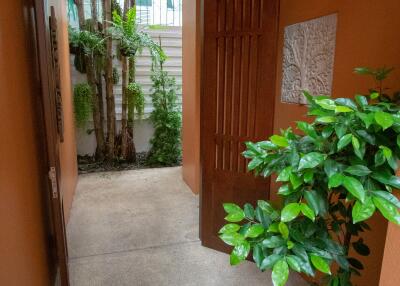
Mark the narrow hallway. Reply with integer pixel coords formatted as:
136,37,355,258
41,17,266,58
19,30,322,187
68,167,306,286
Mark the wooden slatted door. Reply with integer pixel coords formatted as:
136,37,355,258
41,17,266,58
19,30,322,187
34,1,69,285
200,0,279,251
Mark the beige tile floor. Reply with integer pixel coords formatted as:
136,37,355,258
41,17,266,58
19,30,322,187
67,167,307,286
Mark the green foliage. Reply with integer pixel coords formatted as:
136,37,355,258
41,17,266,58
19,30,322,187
126,82,145,126
110,7,166,64
220,68,400,286
73,83,93,128
69,26,105,56
147,62,181,166
111,0,122,17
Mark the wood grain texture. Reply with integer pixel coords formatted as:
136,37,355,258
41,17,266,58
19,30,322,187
200,0,279,251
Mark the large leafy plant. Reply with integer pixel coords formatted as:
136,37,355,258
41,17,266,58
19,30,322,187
219,68,400,286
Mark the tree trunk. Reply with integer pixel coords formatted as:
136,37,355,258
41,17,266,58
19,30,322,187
91,0,98,31
74,0,85,29
127,56,137,162
120,0,130,159
103,0,116,161
87,55,106,160
121,56,128,158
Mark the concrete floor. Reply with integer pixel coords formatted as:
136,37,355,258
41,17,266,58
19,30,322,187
67,167,307,286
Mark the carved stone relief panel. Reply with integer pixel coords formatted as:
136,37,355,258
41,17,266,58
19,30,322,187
281,14,337,104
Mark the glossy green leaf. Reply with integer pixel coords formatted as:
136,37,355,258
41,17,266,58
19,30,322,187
343,176,366,203
219,223,241,234
219,232,244,246
260,254,282,270
281,203,301,222
290,173,302,189
304,190,328,216
286,255,302,272
262,236,286,248
301,203,316,221
370,92,380,99
303,170,314,183
310,254,331,274
316,116,337,123
352,135,360,150
268,222,280,233
277,166,292,182
375,150,386,166
223,203,242,214
373,196,400,224
270,135,289,147
371,172,400,189
344,165,371,176
230,241,250,265
245,224,264,238
225,211,245,222
243,203,255,220
253,244,264,268
315,99,336,110
328,173,344,188
335,106,353,113
372,191,400,208
272,259,289,286
352,197,376,223
355,95,368,107
278,222,289,239
379,145,392,159
337,134,352,150
375,111,393,130
248,157,263,170
298,152,326,171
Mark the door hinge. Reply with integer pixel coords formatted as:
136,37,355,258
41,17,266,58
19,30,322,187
49,167,58,199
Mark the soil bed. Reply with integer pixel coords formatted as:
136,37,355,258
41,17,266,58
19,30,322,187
78,152,181,174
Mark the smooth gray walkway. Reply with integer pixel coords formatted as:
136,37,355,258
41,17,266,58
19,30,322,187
67,167,306,286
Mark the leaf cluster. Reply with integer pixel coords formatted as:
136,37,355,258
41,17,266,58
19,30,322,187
220,68,400,286
110,8,166,63
73,83,93,128
68,26,105,56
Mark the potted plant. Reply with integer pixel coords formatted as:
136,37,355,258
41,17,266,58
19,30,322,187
219,67,400,286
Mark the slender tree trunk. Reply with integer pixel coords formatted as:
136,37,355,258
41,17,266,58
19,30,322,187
120,0,130,159
127,56,136,162
121,56,128,158
103,0,116,161
74,0,85,29
87,56,106,159
91,0,98,31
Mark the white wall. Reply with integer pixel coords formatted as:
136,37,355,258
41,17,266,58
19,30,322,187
71,26,182,155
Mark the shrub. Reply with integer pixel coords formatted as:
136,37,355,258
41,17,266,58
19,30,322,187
147,62,181,166
219,67,400,286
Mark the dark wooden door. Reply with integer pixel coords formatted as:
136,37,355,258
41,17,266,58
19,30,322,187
33,1,69,285
200,0,279,252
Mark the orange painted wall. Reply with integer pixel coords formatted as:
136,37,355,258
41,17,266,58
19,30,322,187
182,0,201,194
48,0,78,223
0,1,51,285
274,1,400,285
380,220,400,285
